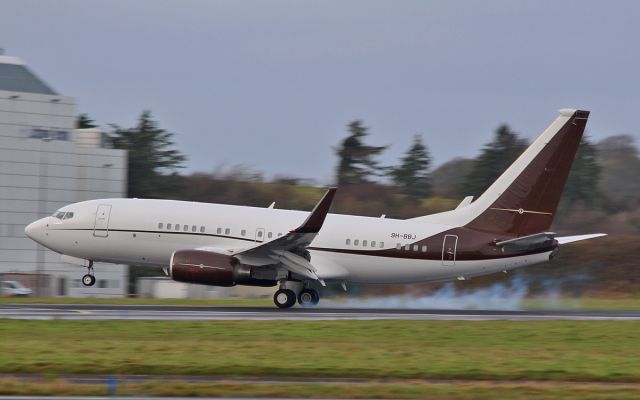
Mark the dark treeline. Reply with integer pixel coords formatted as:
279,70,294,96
94,111,640,235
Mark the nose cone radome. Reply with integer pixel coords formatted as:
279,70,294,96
24,221,36,239
25,218,46,243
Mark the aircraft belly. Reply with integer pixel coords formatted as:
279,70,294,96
330,251,552,284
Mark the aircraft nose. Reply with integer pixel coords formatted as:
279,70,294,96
25,218,46,242
24,221,36,239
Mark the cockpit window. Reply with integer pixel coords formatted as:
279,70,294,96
52,211,74,220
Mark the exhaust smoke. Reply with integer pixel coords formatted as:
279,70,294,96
324,272,589,310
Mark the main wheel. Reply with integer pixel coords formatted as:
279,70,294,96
298,289,320,307
274,289,296,309
82,274,96,287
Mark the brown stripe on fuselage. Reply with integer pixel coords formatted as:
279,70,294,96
311,227,556,261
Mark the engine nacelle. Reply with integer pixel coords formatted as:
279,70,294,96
169,249,276,287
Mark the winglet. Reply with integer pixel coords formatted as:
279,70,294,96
292,188,337,233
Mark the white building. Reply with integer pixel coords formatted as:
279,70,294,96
0,53,128,297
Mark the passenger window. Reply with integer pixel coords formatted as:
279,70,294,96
354,239,359,246
346,238,351,245
268,232,273,238
371,241,376,247
183,225,189,232
192,225,196,232
362,240,368,247
413,245,419,251
278,233,282,237
175,224,180,231
167,223,172,230
241,229,246,236
396,243,402,250
380,242,384,248
225,228,230,235
217,227,222,234
258,230,263,237
200,226,205,233
404,244,410,251
158,223,163,229
422,245,427,252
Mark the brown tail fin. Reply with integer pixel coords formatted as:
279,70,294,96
465,109,590,236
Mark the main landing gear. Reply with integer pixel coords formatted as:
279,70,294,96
273,285,320,309
82,261,96,287
297,289,320,307
274,289,296,308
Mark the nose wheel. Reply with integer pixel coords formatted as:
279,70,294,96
82,263,96,287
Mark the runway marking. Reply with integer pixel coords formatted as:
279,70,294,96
1,305,640,321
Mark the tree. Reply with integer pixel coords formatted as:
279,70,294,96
595,135,640,210
430,157,474,198
390,135,432,201
335,120,387,185
76,113,97,129
109,110,186,198
462,124,528,198
562,136,601,205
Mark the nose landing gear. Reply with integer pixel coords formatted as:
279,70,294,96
81,261,96,287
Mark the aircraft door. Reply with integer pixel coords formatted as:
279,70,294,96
442,234,458,266
93,204,112,237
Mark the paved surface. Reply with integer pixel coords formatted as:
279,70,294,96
3,396,361,400
1,303,640,320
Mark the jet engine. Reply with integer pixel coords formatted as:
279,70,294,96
170,249,276,287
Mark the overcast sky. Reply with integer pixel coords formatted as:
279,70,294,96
2,0,639,183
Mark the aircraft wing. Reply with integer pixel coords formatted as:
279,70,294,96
230,188,337,282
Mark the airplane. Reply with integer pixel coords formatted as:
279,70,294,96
25,109,606,308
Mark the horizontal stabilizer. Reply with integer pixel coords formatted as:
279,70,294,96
496,232,607,250
496,232,556,249
556,233,607,244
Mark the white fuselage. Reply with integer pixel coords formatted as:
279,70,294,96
25,198,551,285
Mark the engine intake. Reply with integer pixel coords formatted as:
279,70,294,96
170,249,276,287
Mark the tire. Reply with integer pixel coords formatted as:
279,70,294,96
82,274,96,287
298,289,320,307
274,289,296,309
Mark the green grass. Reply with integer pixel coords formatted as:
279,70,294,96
2,378,640,399
522,297,640,310
1,319,639,382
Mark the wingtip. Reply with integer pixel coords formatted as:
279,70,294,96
292,187,337,234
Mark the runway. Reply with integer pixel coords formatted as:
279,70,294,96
1,303,640,320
